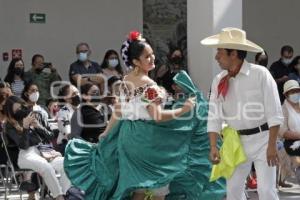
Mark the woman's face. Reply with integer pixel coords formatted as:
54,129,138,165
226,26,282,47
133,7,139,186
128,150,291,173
15,60,24,70
135,44,155,72
27,85,39,96
108,53,118,60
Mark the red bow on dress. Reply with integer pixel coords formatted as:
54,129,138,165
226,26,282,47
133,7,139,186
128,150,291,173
217,64,242,99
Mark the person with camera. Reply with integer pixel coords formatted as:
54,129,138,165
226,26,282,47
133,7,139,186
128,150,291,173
24,54,61,106
3,95,71,200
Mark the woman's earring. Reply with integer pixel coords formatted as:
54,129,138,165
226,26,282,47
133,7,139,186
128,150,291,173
134,67,139,75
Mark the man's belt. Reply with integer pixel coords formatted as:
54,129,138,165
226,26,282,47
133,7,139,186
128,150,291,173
238,123,269,135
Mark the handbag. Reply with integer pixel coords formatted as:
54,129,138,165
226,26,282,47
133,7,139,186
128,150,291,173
37,144,61,161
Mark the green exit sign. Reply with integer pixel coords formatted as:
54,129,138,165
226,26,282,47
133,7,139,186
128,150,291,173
30,13,46,23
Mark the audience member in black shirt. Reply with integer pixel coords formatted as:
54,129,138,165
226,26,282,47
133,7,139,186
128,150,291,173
269,45,294,103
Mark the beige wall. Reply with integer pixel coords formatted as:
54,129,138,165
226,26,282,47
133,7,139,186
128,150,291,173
0,0,142,81
243,0,300,65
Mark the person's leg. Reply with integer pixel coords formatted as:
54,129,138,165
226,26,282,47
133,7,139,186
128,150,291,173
226,161,252,200
132,192,146,200
50,156,71,194
17,147,63,198
254,147,279,200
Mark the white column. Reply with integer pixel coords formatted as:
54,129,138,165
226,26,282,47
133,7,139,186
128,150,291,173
187,0,242,96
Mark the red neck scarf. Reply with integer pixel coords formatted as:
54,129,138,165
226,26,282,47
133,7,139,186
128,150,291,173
217,64,243,99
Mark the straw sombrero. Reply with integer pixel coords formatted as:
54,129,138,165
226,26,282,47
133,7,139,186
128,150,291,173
201,27,263,53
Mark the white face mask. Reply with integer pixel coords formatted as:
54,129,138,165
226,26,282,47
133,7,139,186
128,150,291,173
78,52,88,62
289,93,300,104
282,58,292,66
29,92,39,102
108,59,119,68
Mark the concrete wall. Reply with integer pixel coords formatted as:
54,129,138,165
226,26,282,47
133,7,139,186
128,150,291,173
187,0,242,95
243,0,300,65
0,0,142,81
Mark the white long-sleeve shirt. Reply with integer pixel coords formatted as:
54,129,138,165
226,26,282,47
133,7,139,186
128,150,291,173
207,60,283,133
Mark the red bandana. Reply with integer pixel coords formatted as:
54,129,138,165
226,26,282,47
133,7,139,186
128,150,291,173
217,64,242,99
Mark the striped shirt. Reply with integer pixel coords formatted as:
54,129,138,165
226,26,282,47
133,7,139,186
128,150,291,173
11,80,25,98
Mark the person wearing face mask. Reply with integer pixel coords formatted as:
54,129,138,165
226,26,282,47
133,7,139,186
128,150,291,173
78,82,106,143
156,47,188,94
69,43,105,93
24,54,61,106
288,56,300,84
279,80,300,184
270,45,294,103
4,58,28,97
3,96,71,200
100,49,124,80
55,84,80,154
22,82,50,124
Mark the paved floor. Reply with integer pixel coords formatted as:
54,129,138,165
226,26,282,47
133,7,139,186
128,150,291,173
1,180,300,199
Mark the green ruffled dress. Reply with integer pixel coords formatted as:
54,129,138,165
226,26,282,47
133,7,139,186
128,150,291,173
64,71,225,200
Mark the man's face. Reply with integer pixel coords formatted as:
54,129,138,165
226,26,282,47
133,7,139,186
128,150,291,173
215,48,232,70
33,56,44,70
281,51,293,60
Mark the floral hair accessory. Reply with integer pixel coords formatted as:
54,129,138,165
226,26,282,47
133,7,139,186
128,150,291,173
128,31,142,41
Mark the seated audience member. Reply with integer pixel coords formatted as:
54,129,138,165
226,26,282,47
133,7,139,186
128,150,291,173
288,56,300,83
22,82,49,120
280,80,300,183
24,54,61,105
100,49,124,80
255,50,268,67
3,96,71,200
46,98,60,120
56,84,80,154
4,58,27,97
79,82,106,143
69,42,104,92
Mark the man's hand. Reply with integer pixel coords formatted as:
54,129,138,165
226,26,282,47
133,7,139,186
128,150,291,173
266,144,279,167
210,146,221,164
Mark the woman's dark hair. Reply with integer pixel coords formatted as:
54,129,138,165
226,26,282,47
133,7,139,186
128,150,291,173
57,84,71,103
80,82,95,102
100,49,123,75
31,54,44,65
225,49,247,60
289,55,300,74
3,95,26,119
46,98,58,108
167,47,183,61
123,40,149,67
4,58,25,84
21,82,37,102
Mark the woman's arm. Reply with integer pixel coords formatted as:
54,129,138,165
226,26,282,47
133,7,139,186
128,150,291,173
99,102,122,138
283,130,300,140
147,97,196,122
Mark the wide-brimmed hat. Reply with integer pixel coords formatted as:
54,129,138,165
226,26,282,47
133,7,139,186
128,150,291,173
283,80,300,94
201,27,263,53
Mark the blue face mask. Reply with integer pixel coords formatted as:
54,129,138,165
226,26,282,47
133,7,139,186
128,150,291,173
289,93,300,104
108,59,119,68
78,52,88,62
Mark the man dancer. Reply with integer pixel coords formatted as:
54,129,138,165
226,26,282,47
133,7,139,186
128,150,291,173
201,27,283,200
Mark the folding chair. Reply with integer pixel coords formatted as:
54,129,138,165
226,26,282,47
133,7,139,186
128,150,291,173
0,130,49,199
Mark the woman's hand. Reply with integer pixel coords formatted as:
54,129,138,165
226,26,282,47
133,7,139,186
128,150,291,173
98,131,108,140
22,115,35,129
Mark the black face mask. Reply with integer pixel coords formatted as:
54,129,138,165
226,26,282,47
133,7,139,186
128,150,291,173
71,95,81,107
14,68,24,76
90,92,101,103
13,106,32,121
171,56,183,65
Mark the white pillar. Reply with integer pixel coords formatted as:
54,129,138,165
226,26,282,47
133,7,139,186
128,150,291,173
187,0,242,96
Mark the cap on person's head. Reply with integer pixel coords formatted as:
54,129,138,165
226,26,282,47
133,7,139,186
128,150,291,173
200,27,263,53
283,80,300,94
